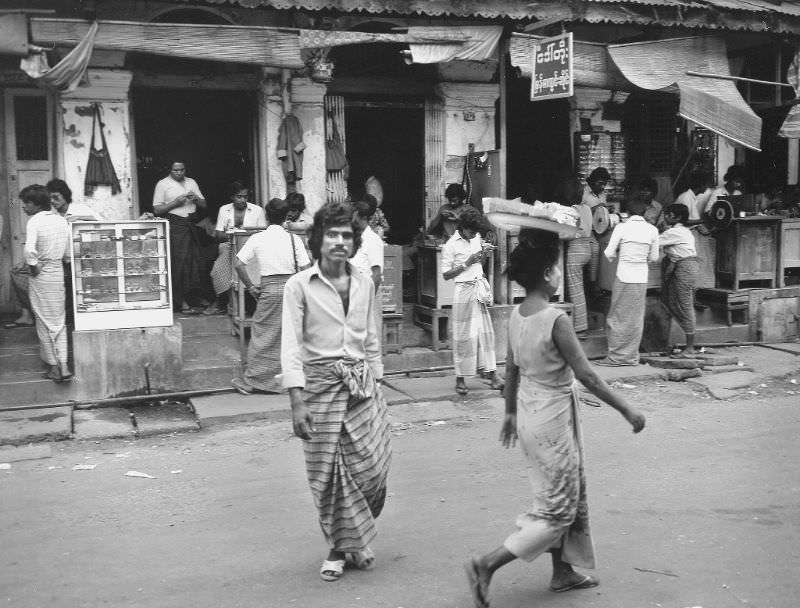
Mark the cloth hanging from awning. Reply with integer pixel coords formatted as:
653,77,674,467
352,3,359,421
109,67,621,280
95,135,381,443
404,26,502,64
608,36,762,151
779,48,800,139
20,21,98,93
30,18,304,69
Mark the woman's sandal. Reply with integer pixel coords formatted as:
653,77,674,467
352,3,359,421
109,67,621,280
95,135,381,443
346,547,376,571
455,385,469,396
319,559,345,582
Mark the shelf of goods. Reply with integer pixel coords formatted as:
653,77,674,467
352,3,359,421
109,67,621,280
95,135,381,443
70,220,173,330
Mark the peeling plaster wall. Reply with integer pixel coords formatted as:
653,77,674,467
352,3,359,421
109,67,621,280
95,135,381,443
436,83,499,186
264,78,327,217
60,101,133,220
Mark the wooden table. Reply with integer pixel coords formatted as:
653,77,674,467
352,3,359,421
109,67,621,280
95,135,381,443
715,217,780,291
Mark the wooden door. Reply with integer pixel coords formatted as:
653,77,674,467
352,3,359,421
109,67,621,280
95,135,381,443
2,89,53,310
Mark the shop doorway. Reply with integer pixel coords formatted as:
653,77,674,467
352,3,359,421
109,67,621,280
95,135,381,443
132,88,255,218
506,73,571,202
344,101,425,245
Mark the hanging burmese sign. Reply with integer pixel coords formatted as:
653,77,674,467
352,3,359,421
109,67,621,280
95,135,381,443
530,32,573,101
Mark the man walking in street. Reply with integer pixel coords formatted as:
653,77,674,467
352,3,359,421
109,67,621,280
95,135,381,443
596,196,659,366
280,201,392,583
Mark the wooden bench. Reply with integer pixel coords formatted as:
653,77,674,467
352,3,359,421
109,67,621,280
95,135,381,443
696,288,750,326
412,304,451,351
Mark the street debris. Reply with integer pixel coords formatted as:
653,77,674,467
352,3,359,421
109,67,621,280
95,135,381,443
790,379,798,384
72,464,97,470
758,383,768,388
426,420,446,426
125,470,156,479
746,390,758,395
170,470,183,474
621,383,636,389
0,463,11,470
634,566,679,577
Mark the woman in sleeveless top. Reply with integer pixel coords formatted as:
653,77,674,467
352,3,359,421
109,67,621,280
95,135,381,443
465,232,645,608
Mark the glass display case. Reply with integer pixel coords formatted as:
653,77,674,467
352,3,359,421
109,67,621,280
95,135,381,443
70,220,173,330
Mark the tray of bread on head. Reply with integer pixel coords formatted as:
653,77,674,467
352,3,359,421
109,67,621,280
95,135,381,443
483,197,581,240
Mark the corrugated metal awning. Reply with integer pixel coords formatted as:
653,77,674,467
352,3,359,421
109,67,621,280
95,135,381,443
608,36,762,151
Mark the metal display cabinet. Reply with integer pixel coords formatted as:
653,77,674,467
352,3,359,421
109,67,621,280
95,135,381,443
70,220,172,330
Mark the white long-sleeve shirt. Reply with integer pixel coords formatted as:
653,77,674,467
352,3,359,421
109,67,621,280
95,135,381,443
604,216,659,283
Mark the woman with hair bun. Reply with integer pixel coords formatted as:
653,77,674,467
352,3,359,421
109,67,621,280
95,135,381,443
465,230,645,608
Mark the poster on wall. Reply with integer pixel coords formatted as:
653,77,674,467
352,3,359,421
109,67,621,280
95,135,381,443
530,32,573,101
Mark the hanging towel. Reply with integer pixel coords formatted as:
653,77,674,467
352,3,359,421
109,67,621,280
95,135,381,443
405,26,502,64
20,21,98,93
84,103,121,197
277,114,306,183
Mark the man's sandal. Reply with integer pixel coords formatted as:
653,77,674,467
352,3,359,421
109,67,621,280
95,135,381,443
346,547,376,570
320,559,345,582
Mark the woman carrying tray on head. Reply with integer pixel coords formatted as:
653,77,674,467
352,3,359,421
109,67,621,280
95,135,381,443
464,228,645,608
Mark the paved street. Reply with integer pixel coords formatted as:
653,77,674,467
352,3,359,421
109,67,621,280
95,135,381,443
1,370,799,608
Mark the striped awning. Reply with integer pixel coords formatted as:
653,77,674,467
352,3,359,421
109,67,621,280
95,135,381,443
30,18,305,69
608,36,762,151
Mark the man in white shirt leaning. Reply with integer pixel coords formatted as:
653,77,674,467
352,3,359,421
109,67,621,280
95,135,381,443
596,197,660,366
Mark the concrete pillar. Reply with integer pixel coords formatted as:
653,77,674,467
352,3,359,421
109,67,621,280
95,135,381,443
289,77,327,217
435,82,499,186
58,69,134,219
257,68,284,205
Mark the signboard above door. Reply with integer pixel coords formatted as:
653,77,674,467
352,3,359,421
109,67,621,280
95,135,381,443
530,32,573,101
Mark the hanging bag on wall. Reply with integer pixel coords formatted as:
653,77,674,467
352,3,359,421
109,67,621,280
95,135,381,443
84,103,121,197
325,111,349,174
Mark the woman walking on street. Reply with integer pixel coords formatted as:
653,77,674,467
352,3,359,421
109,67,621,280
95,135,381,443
465,231,646,608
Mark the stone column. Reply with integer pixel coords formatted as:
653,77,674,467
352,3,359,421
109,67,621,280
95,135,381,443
257,68,285,204
58,69,134,219
435,82,499,185
289,77,328,217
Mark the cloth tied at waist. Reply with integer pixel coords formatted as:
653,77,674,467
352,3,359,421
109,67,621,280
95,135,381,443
330,358,377,402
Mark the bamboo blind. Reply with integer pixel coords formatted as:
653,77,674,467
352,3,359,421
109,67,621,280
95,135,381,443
324,95,348,204
30,18,304,68
424,98,445,227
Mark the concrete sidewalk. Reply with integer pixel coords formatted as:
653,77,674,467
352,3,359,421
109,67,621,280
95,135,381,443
1,344,798,449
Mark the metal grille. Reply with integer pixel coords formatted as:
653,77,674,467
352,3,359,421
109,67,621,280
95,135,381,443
14,96,48,161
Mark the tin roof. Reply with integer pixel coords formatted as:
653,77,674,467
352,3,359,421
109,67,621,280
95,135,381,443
177,0,800,34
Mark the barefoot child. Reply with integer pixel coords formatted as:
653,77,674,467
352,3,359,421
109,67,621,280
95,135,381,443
465,232,646,608
658,203,699,357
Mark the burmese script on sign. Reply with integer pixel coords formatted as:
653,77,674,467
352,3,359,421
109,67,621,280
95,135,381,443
531,32,574,101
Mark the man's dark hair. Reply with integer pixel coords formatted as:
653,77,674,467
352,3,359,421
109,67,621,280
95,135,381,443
46,179,72,204
228,181,248,198
588,167,611,184
308,201,362,260
285,191,306,213
20,185,52,211
353,195,377,220
265,197,289,225
665,203,690,225
639,177,658,195
445,183,466,202
456,205,485,232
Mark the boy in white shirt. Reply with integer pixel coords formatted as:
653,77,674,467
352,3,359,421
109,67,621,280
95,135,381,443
442,206,503,395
